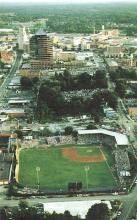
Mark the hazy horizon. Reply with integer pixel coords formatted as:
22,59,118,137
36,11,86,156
0,0,137,4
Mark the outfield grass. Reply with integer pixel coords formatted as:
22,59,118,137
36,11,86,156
18,145,118,190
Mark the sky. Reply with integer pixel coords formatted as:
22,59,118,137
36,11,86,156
0,0,136,3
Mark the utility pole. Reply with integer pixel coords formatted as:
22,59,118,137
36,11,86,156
36,166,40,191
84,165,90,191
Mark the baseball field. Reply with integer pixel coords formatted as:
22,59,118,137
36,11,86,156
18,144,119,190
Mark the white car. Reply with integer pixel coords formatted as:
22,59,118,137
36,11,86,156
112,192,118,195
117,211,122,216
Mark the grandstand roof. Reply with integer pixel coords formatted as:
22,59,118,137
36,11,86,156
78,129,129,146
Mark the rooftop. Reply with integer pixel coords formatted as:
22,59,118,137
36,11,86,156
35,28,48,36
8,100,30,104
0,108,25,114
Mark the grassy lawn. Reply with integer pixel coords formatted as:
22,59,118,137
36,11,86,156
19,145,118,190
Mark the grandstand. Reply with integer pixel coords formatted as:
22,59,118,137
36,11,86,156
0,153,14,185
46,136,75,145
0,133,16,185
115,149,131,178
77,129,129,147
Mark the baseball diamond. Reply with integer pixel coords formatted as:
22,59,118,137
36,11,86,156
18,144,119,191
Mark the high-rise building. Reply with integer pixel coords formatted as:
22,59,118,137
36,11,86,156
106,45,122,58
18,26,29,52
30,29,53,68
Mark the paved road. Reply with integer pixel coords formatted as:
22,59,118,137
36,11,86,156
118,183,137,220
118,98,137,157
117,99,137,219
0,51,22,99
0,184,136,219
0,192,132,207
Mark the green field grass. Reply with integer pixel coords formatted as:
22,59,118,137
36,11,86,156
18,145,119,190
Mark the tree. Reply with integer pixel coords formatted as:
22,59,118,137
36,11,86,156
86,203,110,220
20,76,32,90
110,70,120,82
62,69,73,91
86,123,97,130
103,91,118,110
15,130,23,140
12,200,42,220
0,60,4,68
92,92,102,109
64,211,73,220
77,72,92,89
72,130,78,143
19,200,29,209
92,111,100,123
94,70,107,88
32,77,39,85
37,83,66,119
42,127,52,137
115,80,126,97
69,96,84,115
0,207,7,220
64,126,73,135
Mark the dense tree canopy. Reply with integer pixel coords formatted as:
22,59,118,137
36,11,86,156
0,202,111,220
55,69,107,91
34,69,118,120
86,203,110,220
1,3,137,34
20,76,39,90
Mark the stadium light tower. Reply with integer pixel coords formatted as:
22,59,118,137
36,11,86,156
84,165,90,191
36,166,40,191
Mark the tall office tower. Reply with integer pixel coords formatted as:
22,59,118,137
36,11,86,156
30,29,53,68
18,26,29,52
